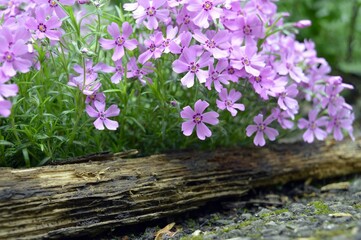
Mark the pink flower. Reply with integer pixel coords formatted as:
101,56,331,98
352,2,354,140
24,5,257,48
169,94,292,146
187,0,225,28
169,32,194,55
34,0,75,18
131,0,169,30
193,29,229,59
248,66,276,100
223,13,265,43
216,88,245,116
126,57,154,85
181,99,219,140
110,60,124,84
100,22,138,61
0,36,32,77
138,31,164,64
0,76,18,100
327,108,354,141
205,59,231,92
85,92,105,105
176,6,198,33
277,83,299,114
86,101,120,130
298,110,328,143
162,25,178,54
294,20,312,28
0,99,12,117
230,43,265,77
25,7,62,41
246,114,279,146
172,46,213,88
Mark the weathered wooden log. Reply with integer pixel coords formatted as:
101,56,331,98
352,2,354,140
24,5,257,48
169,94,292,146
1,138,361,239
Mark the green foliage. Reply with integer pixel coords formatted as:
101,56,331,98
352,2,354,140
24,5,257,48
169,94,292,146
0,3,258,167
278,0,361,73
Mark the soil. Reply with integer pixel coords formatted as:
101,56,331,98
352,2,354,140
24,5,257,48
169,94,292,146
103,174,361,240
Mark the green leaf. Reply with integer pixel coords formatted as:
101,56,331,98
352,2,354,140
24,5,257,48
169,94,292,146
0,140,14,146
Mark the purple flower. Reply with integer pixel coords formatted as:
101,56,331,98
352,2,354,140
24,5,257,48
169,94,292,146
248,66,276,100
327,108,354,141
277,84,299,114
224,14,265,43
294,20,312,28
138,31,164,64
34,0,75,18
110,60,124,84
216,88,245,116
168,0,188,7
0,76,18,100
172,46,213,88
176,6,198,33
246,114,279,146
205,59,230,92
132,0,169,30
274,39,307,83
162,25,178,54
25,7,62,41
99,22,138,61
193,29,229,59
126,57,154,85
85,92,105,105
271,108,294,129
0,100,12,117
72,59,114,84
0,36,32,77
181,99,219,140
69,60,113,96
321,80,350,115
187,0,225,28
86,101,120,130
230,43,265,77
169,31,194,55
298,110,328,143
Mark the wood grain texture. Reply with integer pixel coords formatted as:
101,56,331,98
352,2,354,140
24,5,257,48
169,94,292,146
1,138,361,239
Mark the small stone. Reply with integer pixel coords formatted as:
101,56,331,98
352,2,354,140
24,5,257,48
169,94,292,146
278,211,293,220
216,219,234,225
321,182,350,192
241,213,252,220
350,179,361,193
223,229,245,238
289,203,306,214
266,221,277,226
329,212,353,218
256,208,273,217
192,230,202,236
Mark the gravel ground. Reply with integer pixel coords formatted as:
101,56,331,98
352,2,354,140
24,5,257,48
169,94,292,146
110,175,361,240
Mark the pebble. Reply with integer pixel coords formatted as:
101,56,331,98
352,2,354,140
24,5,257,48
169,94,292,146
240,213,252,220
350,179,361,193
289,203,306,213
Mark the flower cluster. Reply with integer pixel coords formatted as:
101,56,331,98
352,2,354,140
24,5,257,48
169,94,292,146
0,0,355,148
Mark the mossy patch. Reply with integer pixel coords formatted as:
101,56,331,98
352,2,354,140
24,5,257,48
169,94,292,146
260,208,289,218
310,201,333,214
353,203,361,210
180,236,205,240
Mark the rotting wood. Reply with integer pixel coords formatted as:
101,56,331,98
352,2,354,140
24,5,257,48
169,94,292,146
1,138,361,239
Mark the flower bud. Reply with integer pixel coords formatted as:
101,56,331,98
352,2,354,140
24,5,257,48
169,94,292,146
294,20,312,28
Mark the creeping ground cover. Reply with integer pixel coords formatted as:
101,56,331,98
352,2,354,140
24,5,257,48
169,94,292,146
0,0,355,167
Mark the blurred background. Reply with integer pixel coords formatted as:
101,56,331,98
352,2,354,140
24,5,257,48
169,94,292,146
278,0,361,123
278,0,361,76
